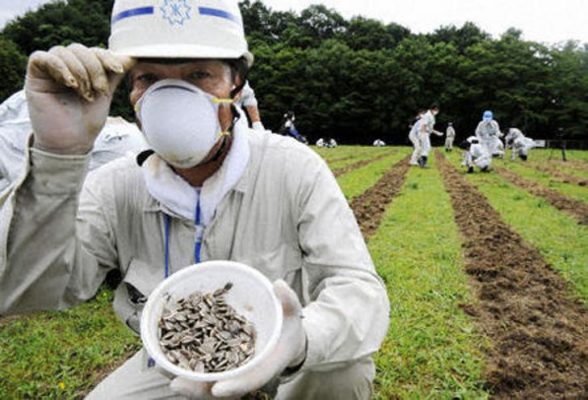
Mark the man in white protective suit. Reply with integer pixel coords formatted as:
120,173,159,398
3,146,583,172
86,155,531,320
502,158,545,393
505,127,536,161
408,109,425,165
444,122,455,152
459,136,492,173
0,90,148,194
234,80,265,130
0,1,389,399
475,110,503,157
418,104,443,167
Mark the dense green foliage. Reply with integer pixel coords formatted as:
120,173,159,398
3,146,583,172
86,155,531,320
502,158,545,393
1,0,587,143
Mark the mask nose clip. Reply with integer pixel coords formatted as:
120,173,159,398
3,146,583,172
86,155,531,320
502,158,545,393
134,79,226,169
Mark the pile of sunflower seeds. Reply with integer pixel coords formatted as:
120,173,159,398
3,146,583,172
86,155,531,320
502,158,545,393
158,282,256,373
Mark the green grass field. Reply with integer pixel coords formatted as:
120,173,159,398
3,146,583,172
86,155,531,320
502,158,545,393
0,290,139,398
532,148,588,163
337,149,408,200
495,158,588,204
370,155,489,399
0,145,586,398
446,151,588,304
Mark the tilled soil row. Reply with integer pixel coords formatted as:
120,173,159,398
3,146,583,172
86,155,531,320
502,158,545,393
350,156,410,239
558,159,588,173
325,155,354,164
332,151,396,177
527,163,587,187
436,152,588,399
541,159,588,175
494,166,588,225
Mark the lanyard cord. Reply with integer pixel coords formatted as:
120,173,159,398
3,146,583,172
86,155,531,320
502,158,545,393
163,194,203,279
194,197,202,264
164,214,171,278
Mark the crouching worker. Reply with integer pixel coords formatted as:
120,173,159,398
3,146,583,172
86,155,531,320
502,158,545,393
0,1,389,399
505,127,536,161
459,136,492,173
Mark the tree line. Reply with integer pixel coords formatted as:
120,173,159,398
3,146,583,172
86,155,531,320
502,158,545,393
1,0,586,144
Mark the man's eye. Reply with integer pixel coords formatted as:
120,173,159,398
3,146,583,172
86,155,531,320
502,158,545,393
188,71,211,80
136,74,158,84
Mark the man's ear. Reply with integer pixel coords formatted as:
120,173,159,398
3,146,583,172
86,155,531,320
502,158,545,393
233,74,243,89
230,75,244,99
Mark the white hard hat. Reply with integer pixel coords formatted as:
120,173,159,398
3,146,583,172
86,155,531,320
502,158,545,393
108,0,253,66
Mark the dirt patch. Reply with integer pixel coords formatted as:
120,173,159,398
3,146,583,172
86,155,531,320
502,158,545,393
494,166,588,225
0,314,20,327
544,159,588,175
436,152,588,399
332,151,396,177
560,159,588,173
350,156,410,239
528,163,588,187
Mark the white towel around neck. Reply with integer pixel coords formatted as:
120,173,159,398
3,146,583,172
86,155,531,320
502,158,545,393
141,113,250,226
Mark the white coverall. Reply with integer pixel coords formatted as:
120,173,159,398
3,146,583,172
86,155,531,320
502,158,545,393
0,110,389,398
0,90,148,194
445,126,455,150
408,120,421,165
462,143,492,171
234,81,257,109
506,128,535,161
419,110,443,159
234,81,264,130
475,119,501,156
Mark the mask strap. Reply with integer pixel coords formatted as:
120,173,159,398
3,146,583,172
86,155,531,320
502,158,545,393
212,98,233,105
230,78,248,99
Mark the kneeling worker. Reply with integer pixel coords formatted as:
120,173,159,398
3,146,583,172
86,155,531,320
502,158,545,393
0,1,389,399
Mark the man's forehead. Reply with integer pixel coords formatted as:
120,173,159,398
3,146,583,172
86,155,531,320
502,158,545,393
133,58,226,68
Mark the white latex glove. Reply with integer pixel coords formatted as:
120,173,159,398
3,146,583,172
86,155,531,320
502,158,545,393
25,43,135,154
169,280,307,399
251,121,265,131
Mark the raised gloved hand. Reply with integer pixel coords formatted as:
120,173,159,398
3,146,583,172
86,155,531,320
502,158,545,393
251,121,265,131
169,280,307,399
25,43,135,154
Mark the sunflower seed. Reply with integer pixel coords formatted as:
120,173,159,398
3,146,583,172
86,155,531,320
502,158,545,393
158,283,257,373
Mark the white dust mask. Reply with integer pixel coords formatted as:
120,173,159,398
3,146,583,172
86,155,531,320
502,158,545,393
135,79,232,169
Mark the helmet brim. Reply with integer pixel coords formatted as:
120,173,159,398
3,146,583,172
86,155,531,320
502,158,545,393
112,45,253,67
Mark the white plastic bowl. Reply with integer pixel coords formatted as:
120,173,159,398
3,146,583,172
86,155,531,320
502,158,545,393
140,260,283,381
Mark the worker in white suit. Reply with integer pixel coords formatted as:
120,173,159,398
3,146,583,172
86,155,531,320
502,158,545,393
505,127,536,161
460,136,492,173
444,122,455,152
418,104,442,167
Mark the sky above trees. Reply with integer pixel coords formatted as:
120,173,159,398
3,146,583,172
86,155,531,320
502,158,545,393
260,0,588,45
2,0,587,44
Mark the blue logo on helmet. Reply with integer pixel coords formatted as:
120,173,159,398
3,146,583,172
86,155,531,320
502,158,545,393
160,0,191,26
